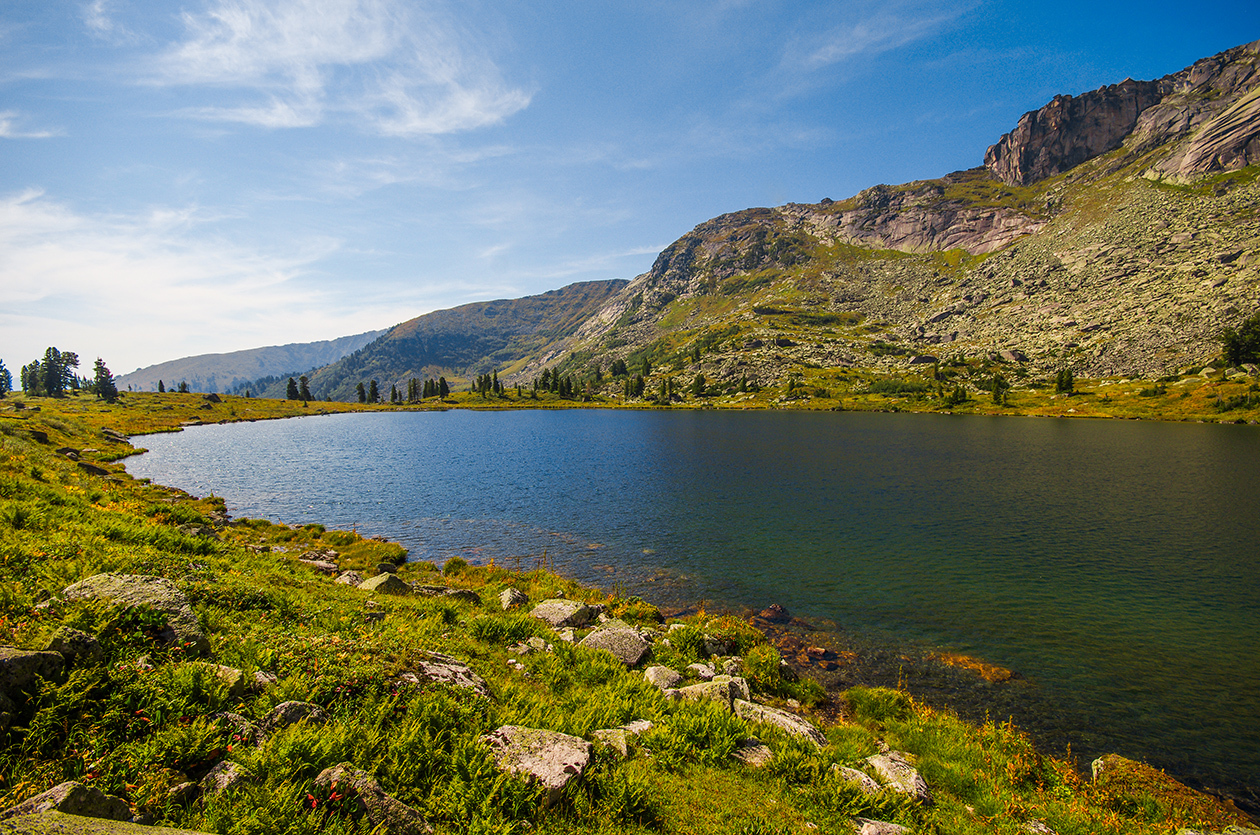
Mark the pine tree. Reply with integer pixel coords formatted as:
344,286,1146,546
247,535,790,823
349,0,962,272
158,380,165,393
0,360,10,398
357,382,367,403
369,380,379,403
438,377,449,398
390,384,399,403
92,358,119,403
691,373,705,397
178,381,189,393
286,377,299,400
641,357,652,377
299,376,312,402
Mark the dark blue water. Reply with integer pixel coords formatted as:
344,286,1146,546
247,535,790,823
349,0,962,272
126,409,1260,805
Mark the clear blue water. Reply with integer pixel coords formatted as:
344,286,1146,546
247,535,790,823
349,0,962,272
125,409,1260,806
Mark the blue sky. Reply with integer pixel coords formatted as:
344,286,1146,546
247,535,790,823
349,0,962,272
1,0,1255,375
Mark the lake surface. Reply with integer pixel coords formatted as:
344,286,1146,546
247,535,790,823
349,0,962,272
125,409,1260,807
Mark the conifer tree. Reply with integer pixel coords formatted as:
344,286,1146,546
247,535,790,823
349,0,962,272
356,382,367,403
299,376,312,402
286,377,299,400
369,380,379,403
92,358,119,403
178,381,189,393
158,380,165,393
0,360,10,398
438,377,449,398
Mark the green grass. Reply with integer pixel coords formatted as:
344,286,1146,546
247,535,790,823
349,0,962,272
0,395,1251,834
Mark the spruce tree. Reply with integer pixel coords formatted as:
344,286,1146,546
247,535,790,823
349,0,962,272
357,382,367,403
438,377,449,398
158,380,165,393
299,376,312,402
368,380,379,403
0,360,10,398
178,381,189,393
92,358,119,403
286,377,299,400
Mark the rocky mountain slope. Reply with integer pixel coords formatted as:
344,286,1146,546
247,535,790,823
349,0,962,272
116,329,385,394
299,280,626,401
510,39,1259,390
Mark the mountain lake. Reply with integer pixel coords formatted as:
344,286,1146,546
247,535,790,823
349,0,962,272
125,408,1260,810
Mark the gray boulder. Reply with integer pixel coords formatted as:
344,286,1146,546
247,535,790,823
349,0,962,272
0,648,65,704
0,813,215,834
832,765,881,796
676,676,749,710
643,665,682,691
592,728,631,758
312,763,431,835
399,653,490,698
60,574,209,656
412,585,481,604
578,626,650,667
499,588,528,610
0,782,131,822
686,662,715,681
866,751,933,804
336,571,365,586
733,699,827,749
374,563,398,575
359,574,411,596
481,725,592,808
529,599,593,629
200,761,250,797
731,738,774,767
855,819,911,835
45,628,103,668
257,701,328,737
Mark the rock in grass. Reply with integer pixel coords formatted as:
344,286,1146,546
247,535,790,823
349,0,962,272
643,665,682,690
529,599,593,629
0,782,131,822
412,586,481,604
200,761,250,798
686,662,716,681
499,588,528,610
312,763,431,835
401,653,490,698
336,571,365,586
854,818,911,835
731,738,774,767
578,626,650,667
0,812,215,834
480,726,592,808
45,628,103,668
865,751,932,804
258,701,328,737
60,574,210,656
359,574,411,596
676,677,749,710
592,728,630,758
831,765,881,796
733,699,827,749
0,648,65,703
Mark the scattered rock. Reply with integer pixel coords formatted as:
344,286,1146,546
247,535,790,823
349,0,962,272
0,648,66,703
529,599,593,629
734,700,827,749
298,558,339,575
1024,821,1057,834
854,818,911,835
643,665,683,691
403,653,490,698
702,635,737,657
721,657,743,676
210,712,256,744
866,751,933,804
335,571,365,586
731,738,774,767
200,761,250,798
359,574,411,596
578,626,650,667
0,782,131,822
412,586,481,604
592,728,630,758
480,726,592,808
312,763,431,835
676,677,750,710
686,662,715,681
499,588,528,610
556,628,576,642
45,628,104,668
190,663,246,698
374,563,398,575
78,462,111,477
831,765,881,796
60,574,210,656
257,701,328,737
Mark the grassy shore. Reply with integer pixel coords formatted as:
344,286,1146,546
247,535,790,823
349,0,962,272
0,392,1253,834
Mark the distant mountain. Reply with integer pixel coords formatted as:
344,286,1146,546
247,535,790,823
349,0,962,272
301,280,628,401
507,39,1260,388
116,329,386,394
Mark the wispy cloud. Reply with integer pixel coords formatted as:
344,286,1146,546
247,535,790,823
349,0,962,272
0,189,394,372
82,0,138,43
786,2,971,71
0,111,59,139
151,0,531,135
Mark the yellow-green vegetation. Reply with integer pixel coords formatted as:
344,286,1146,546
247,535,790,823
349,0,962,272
0,395,1251,834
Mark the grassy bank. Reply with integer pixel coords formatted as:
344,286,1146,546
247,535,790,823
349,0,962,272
0,393,1252,834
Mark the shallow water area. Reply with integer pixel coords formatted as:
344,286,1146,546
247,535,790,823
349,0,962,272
126,408,1260,809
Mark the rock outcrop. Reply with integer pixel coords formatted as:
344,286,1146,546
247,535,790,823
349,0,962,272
866,751,933,804
577,625,650,667
0,782,131,822
480,726,592,808
529,599,593,629
60,574,210,656
312,763,431,835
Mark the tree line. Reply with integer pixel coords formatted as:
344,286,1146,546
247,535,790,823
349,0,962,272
4,347,118,402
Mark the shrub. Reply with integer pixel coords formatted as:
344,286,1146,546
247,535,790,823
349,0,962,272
844,686,913,724
443,557,468,576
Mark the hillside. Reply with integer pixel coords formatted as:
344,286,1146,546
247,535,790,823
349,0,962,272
116,330,385,395
298,280,627,401
507,40,1260,392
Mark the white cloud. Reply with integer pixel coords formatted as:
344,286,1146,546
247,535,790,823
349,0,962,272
787,3,970,71
0,189,393,373
153,0,531,135
0,111,59,139
82,0,137,42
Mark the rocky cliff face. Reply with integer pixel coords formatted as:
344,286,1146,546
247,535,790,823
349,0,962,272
986,40,1260,186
